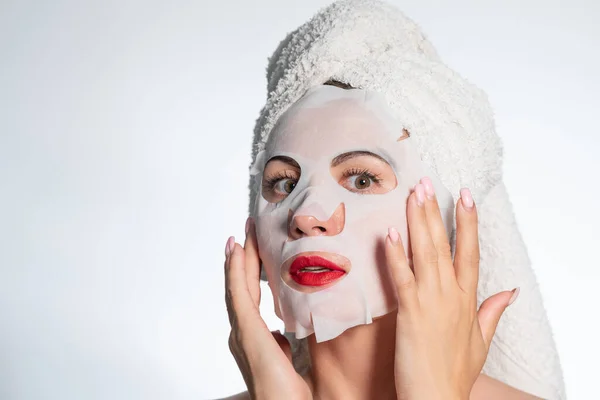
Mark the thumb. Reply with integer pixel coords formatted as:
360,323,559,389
477,287,520,349
271,330,293,364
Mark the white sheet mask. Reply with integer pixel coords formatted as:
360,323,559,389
250,85,455,342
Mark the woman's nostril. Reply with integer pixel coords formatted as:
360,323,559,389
290,215,338,237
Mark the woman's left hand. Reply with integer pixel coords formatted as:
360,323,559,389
385,177,519,400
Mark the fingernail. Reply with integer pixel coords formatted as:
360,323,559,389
388,227,400,244
421,176,435,200
225,236,235,257
414,183,425,207
245,217,252,235
508,287,520,306
460,187,474,210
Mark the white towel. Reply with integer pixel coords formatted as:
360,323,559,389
247,1,565,398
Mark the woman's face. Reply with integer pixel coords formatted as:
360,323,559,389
250,85,453,342
261,129,403,293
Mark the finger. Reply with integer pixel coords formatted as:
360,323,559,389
477,288,519,350
224,236,237,326
244,217,261,306
454,188,480,297
271,331,293,364
420,176,455,283
407,183,440,288
385,227,419,310
225,238,258,327
225,238,299,378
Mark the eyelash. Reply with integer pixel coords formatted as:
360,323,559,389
262,168,382,193
262,170,298,192
341,168,382,184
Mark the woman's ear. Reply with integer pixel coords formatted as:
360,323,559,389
397,128,411,142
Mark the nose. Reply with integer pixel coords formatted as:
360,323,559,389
288,203,345,240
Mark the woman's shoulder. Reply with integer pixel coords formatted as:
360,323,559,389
472,374,544,400
213,375,543,400
215,391,250,400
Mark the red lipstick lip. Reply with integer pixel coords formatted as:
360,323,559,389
289,255,347,287
289,255,345,274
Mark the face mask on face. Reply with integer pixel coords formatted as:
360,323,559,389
250,85,455,342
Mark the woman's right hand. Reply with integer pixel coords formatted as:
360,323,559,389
225,218,312,400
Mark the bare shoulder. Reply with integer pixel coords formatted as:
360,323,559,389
216,375,544,400
471,374,545,400
215,391,250,400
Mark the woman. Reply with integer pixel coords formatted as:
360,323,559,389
222,1,565,398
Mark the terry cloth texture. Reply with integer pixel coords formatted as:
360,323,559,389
247,1,565,398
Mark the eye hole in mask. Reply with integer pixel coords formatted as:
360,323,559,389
261,151,398,203
261,156,301,203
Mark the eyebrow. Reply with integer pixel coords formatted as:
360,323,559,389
265,155,301,169
331,150,391,167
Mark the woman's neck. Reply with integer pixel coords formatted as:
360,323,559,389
306,311,398,400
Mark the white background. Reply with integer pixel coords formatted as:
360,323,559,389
1,0,598,399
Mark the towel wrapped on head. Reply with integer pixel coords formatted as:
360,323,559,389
247,1,565,398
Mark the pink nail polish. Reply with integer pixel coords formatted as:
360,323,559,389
421,177,435,200
460,188,474,210
508,287,520,306
225,236,235,257
415,183,425,206
388,227,400,243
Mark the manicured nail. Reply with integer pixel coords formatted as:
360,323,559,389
421,176,435,200
225,236,235,257
460,187,474,210
388,227,400,244
414,183,425,207
508,287,520,306
245,217,252,235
